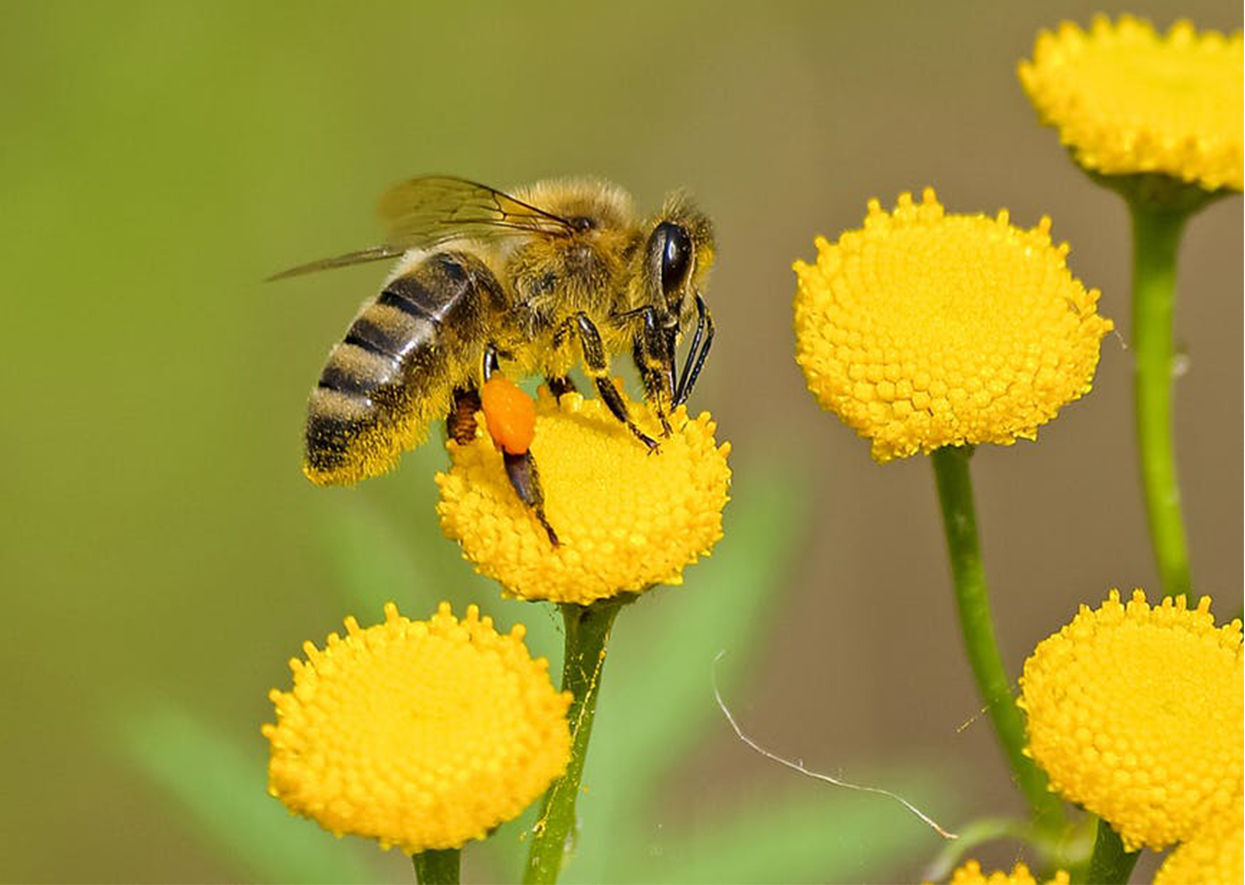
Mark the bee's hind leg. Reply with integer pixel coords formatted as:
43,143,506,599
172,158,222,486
447,386,482,444
503,451,559,546
477,344,559,546
447,342,505,444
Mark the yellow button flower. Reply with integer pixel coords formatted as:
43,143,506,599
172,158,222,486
793,189,1112,462
938,859,1069,885
1154,795,1243,885
1018,590,1243,851
1019,15,1243,192
263,602,571,853
437,388,730,604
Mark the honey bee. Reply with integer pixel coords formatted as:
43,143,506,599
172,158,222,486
273,176,715,542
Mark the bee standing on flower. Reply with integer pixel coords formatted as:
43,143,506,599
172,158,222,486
272,176,716,542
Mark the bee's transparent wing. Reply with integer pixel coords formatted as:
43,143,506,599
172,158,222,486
266,245,408,281
269,176,575,281
378,176,576,245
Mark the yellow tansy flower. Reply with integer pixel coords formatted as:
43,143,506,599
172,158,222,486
938,859,1069,885
1155,795,1244,885
1018,590,1243,851
263,602,571,854
437,387,730,604
1019,15,1243,192
793,189,1112,462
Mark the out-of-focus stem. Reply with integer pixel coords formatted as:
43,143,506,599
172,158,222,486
1129,200,1194,600
412,848,460,884
1084,817,1138,885
931,445,1064,832
523,597,626,884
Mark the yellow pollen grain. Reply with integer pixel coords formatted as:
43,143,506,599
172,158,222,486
1019,15,1243,191
1018,589,1243,851
436,388,730,604
793,189,1112,462
262,602,571,854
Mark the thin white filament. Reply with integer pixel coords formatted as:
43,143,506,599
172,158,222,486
712,650,958,841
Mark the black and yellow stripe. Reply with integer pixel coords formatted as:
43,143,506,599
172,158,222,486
304,252,503,485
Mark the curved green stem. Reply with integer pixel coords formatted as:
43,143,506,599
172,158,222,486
523,597,627,884
412,848,460,884
1129,201,1194,601
931,446,1064,831
1083,818,1138,885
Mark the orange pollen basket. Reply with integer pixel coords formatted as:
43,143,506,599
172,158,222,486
480,376,536,455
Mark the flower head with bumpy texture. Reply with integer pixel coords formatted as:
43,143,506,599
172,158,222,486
1018,590,1243,851
263,602,571,854
938,860,1069,885
1154,795,1244,885
793,189,1112,462
437,387,730,604
1019,15,1243,192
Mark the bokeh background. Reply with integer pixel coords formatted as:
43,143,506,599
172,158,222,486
2,2,1240,882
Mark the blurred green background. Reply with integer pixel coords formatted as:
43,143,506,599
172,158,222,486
2,2,1240,882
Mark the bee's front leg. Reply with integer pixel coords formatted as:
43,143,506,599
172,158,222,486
674,292,714,406
626,307,675,436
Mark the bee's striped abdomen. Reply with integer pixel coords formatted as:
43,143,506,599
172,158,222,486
304,252,503,485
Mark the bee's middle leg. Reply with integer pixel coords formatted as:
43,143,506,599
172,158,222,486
560,312,659,451
546,375,578,400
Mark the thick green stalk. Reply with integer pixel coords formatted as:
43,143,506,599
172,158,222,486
1083,818,1138,885
1129,201,1193,600
930,446,1063,831
412,848,460,885
523,597,626,884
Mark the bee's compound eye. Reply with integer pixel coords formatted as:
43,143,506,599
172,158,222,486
655,222,693,298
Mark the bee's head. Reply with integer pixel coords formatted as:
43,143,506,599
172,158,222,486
643,195,714,325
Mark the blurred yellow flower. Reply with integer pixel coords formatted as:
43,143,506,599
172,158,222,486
793,189,1112,462
1018,590,1243,851
1019,15,1243,192
263,602,571,854
437,387,730,604
938,859,1069,884
1154,795,1244,885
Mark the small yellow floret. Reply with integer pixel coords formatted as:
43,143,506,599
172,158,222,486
1155,795,1244,885
939,859,1069,884
1019,15,1243,191
1018,590,1243,851
263,602,571,853
793,189,1112,462
436,388,730,604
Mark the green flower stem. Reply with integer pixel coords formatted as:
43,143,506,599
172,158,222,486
523,597,627,885
1083,817,1138,885
930,446,1064,831
412,848,460,885
1129,200,1194,601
